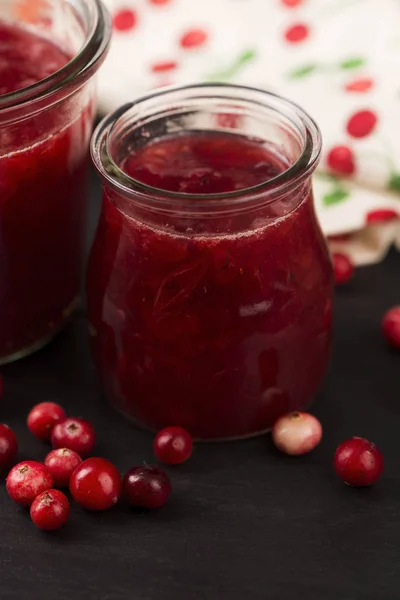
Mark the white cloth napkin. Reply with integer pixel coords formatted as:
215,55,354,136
97,0,400,264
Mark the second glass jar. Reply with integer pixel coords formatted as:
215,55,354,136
0,0,110,364
88,84,333,440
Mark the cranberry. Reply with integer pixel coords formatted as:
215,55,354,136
344,77,374,93
382,306,400,349
332,253,354,285
6,461,53,506
0,424,18,471
123,465,172,509
44,448,82,487
284,23,309,43
272,412,322,455
154,426,193,464
327,145,355,176
51,417,95,456
112,9,137,32
27,401,66,441
180,29,208,49
366,209,398,224
30,489,70,531
334,437,383,486
70,457,121,511
151,60,178,73
346,109,377,138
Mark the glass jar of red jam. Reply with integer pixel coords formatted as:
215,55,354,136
0,0,110,364
88,84,333,440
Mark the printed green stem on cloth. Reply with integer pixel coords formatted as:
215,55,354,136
372,136,400,194
388,173,400,193
377,141,400,193
287,56,366,80
206,49,256,82
315,173,350,206
314,0,365,19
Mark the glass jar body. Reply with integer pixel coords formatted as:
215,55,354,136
88,85,333,440
0,0,110,364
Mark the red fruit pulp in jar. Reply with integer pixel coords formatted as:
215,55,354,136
87,131,332,439
0,22,93,362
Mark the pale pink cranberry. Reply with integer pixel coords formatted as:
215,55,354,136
272,412,322,456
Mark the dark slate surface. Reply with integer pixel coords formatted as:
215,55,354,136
1,171,400,600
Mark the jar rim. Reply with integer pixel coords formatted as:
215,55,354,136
0,0,111,114
92,83,322,211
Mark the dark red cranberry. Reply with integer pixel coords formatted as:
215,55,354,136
180,28,208,49
6,461,53,506
284,23,309,43
346,109,377,138
30,489,70,531
382,306,400,349
0,424,18,471
327,145,355,176
154,426,193,464
123,465,172,509
51,417,95,456
44,448,82,487
70,458,121,511
27,402,66,441
332,253,354,285
334,437,383,486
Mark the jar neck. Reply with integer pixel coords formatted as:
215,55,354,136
92,84,321,217
0,0,111,123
